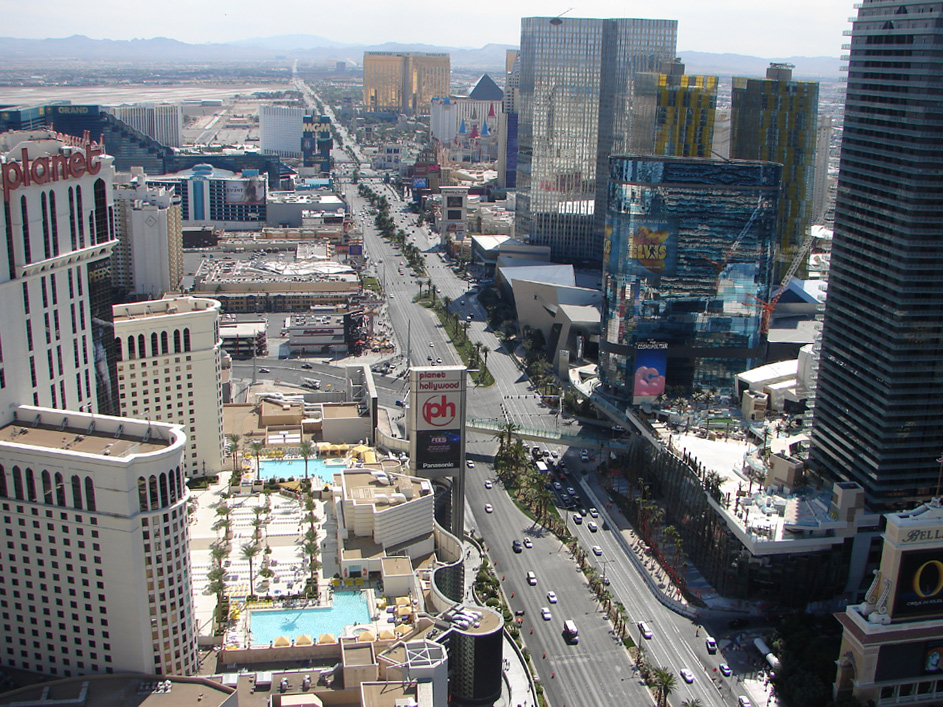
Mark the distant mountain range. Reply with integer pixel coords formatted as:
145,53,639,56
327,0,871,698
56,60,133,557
0,34,842,79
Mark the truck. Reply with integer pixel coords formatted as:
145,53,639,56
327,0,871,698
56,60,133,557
302,378,322,390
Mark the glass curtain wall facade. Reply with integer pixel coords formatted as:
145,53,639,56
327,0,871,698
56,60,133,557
629,71,718,158
515,17,677,264
730,68,819,264
810,0,943,510
363,52,450,116
600,156,781,401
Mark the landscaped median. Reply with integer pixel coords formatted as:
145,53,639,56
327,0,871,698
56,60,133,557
415,292,494,387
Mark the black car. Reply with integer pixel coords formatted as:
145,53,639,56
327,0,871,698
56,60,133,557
512,540,523,553
301,363,313,369
728,618,750,629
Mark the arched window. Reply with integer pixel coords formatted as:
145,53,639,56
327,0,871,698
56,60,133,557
76,185,84,248
71,475,83,509
0,465,7,498
68,187,77,251
12,466,23,500
93,178,108,245
41,470,53,505
159,472,169,508
55,472,66,506
41,192,51,260
137,334,146,359
176,467,184,502
20,195,32,264
84,477,96,511
150,332,159,358
173,329,181,353
115,337,123,361
127,335,136,360
25,468,37,502
149,475,159,509
168,468,178,503
183,328,191,352
49,191,59,256
160,331,169,355
138,477,149,512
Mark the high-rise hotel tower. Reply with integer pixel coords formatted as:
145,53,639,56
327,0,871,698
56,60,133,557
515,17,677,264
811,0,943,510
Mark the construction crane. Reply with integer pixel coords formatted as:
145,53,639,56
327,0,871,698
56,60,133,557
746,232,817,334
699,196,765,286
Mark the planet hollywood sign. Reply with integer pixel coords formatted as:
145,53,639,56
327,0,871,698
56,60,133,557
2,142,104,201
418,371,461,428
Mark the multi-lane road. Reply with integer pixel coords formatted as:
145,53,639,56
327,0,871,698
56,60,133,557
231,96,744,705
334,172,740,707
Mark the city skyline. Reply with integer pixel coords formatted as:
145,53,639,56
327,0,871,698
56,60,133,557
3,0,851,59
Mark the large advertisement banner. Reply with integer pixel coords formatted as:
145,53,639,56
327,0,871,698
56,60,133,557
626,218,678,277
225,176,266,204
894,548,943,620
604,217,678,278
410,367,466,475
633,342,667,405
416,429,462,470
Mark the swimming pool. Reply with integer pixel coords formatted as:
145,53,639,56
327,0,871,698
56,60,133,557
250,591,370,644
258,457,339,483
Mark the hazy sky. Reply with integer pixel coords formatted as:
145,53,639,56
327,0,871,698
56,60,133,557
3,0,851,57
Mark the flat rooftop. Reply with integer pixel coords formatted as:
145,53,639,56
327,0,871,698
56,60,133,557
340,468,430,506
0,418,172,457
0,675,233,707
341,640,375,667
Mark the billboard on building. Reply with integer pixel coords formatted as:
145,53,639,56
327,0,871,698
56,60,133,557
225,176,266,204
409,366,467,477
625,219,678,277
413,177,428,189
633,342,667,405
893,548,943,620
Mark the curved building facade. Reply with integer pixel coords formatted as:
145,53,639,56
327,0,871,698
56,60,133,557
600,155,781,400
0,406,196,677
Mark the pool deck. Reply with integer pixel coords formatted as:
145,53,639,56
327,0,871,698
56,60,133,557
243,588,381,648
190,453,412,659
189,463,337,646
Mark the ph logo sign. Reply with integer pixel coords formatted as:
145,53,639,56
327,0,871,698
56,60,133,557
422,395,456,427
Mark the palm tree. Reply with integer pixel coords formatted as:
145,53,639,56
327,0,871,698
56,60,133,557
682,699,703,707
298,440,314,481
227,434,242,472
442,295,452,323
653,667,677,707
481,344,490,368
212,517,232,542
241,542,261,597
249,440,265,482
251,516,265,543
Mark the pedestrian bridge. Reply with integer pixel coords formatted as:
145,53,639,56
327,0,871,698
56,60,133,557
465,417,619,450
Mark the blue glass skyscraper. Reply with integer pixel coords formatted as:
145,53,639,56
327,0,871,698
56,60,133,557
600,156,781,402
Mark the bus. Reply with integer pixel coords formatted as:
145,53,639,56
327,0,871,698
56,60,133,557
562,620,579,644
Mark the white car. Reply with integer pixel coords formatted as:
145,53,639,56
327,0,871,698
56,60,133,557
720,663,732,677
484,504,493,514
592,546,602,556
638,621,653,639
523,537,533,549
587,521,598,532
484,480,493,489
527,571,537,586
546,591,557,604
589,507,599,518
259,367,271,373
541,607,552,621
466,460,475,468
680,669,694,684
